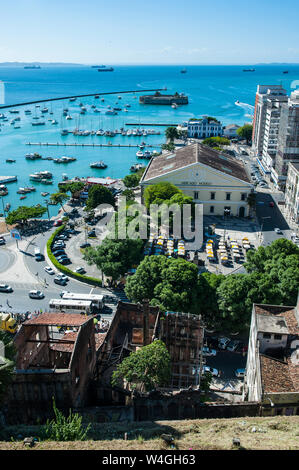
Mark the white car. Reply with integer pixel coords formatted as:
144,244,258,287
56,274,69,281
202,346,217,357
44,266,55,275
29,290,44,299
202,366,219,377
0,284,13,293
75,266,86,274
274,228,282,234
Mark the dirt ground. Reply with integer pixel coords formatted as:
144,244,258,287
0,416,298,450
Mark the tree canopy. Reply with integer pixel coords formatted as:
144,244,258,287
85,184,115,211
202,137,230,148
165,127,179,142
237,124,253,144
83,238,144,281
111,340,171,391
123,174,140,188
125,255,200,314
50,192,69,209
5,205,47,225
143,182,182,209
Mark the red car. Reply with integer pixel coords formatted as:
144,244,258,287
269,202,274,207
53,219,63,227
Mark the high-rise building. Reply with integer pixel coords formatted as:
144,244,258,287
252,85,287,161
284,161,299,225
274,90,299,190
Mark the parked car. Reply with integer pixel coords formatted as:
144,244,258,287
202,346,217,357
202,366,219,377
56,255,70,262
58,258,71,265
53,219,62,227
235,368,245,378
88,231,96,238
80,242,91,249
29,290,44,299
227,340,240,352
52,249,66,255
274,228,282,234
75,266,86,274
57,235,68,240
0,237,5,245
0,284,13,293
44,266,55,275
54,277,67,286
218,337,231,350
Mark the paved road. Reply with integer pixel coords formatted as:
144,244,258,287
255,191,292,245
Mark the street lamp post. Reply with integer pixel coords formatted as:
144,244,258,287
223,208,230,241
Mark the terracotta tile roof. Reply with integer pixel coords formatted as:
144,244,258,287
141,143,251,184
24,313,92,327
260,354,299,393
95,333,107,351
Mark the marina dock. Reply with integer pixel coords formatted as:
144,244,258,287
26,142,155,148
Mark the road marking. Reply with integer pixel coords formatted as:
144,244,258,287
89,287,94,294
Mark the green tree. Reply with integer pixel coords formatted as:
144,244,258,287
165,126,179,142
123,174,140,188
161,142,175,152
86,185,115,211
196,272,225,328
143,182,181,209
5,205,47,225
111,340,171,391
237,124,253,144
59,181,85,198
202,136,230,148
50,192,69,211
125,256,200,314
83,238,144,282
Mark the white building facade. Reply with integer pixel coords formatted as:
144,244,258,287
285,162,299,225
187,117,223,139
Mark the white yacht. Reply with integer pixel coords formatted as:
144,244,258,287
136,150,144,158
90,161,107,169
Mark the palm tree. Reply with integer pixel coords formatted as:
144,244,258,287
165,127,179,142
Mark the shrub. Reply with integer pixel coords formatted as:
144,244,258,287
45,398,90,441
47,225,102,287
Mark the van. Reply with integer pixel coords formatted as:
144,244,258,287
34,247,43,261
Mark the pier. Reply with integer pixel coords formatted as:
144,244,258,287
0,88,165,110
26,142,156,148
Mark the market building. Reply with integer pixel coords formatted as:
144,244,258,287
140,143,253,217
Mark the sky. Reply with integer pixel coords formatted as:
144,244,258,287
0,0,298,64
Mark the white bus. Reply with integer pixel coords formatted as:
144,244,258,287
49,298,94,315
61,293,104,310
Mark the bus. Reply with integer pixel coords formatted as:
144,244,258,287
61,293,104,310
49,298,94,315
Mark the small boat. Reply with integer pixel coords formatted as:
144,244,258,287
101,98,105,102
6,159,16,163
98,66,114,72
32,121,45,126
69,97,77,102
41,192,49,196
5,203,10,211
95,95,99,99
61,129,69,136
66,115,73,120
24,109,31,114
136,151,144,158
171,103,178,109
144,150,152,159
283,71,289,74
20,196,26,200
9,109,20,114
130,163,145,172
41,107,48,113
51,120,58,125
243,69,255,72
90,161,107,169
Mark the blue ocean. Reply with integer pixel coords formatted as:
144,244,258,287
0,64,298,215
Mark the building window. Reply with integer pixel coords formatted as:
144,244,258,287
226,193,231,201
274,334,282,340
263,333,271,339
210,192,215,200
210,206,214,213
194,191,199,200
241,193,247,201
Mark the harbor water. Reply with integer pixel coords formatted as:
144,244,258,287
0,64,298,215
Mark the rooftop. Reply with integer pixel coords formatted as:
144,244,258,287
24,313,92,327
141,143,251,184
260,354,299,393
254,304,298,336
